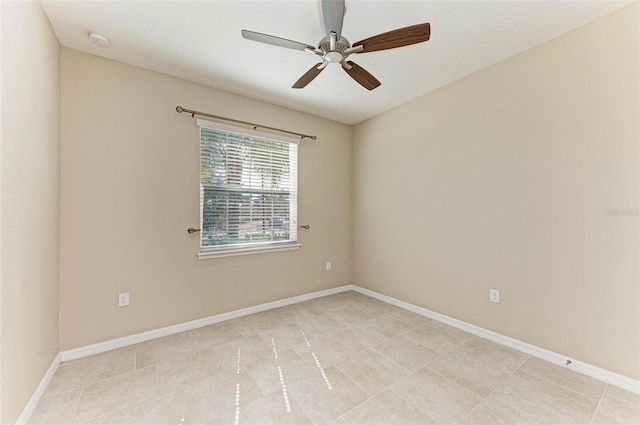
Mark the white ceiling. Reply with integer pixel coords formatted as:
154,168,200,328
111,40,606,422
41,0,631,125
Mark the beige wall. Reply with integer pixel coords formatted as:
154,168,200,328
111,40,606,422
353,4,639,380
0,2,61,423
59,49,352,350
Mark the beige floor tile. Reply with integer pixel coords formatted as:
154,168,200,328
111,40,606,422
73,366,158,423
428,337,527,396
183,370,264,425
311,293,359,310
289,298,327,312
391,367,482,424
292,335,355,367
259,323,308,348
350,298,397,316
427,321,474,340
207,389,313,425
59,349,135,393
295,314,347,338
520,357,606,401
101,390,190,425
332,324,388,352
279,304,325,322
244,348,316,394
465,369,598,424
593,384,640,425
28,387,82,425
373,335,439,372
403,323,466,354
343,389,432,425
135,333,195,369
287,366,369,425
156,349,223,393
187,321,244,351
327,304,375,326
259,305,297,321
237,311,292,336
28,293,623,425
360,314,414,338
335,349,409,396
214,335,273,370
75,418,103,425
387,309,431,327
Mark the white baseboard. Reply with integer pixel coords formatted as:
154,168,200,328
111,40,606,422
351,286,640,395
61,285,353,362
16,353,61,425
58,283,638,395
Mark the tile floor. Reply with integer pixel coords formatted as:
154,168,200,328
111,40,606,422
30,291,640,425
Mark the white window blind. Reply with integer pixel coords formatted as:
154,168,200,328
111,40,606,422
197,119,299,258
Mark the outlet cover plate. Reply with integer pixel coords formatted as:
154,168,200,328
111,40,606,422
489,289,500,303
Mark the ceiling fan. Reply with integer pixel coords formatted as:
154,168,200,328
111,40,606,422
241,0,430,91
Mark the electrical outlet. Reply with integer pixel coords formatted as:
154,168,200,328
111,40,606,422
489,289,500,304
118,292,129,307
326,261,332,271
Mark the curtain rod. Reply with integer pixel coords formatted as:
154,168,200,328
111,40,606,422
175,106,317,140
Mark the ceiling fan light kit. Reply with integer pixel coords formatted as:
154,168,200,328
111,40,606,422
242,0,430,91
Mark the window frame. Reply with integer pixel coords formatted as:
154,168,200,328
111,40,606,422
196,118,300,259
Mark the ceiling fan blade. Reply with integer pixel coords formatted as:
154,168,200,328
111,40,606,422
342,61,381,91
321,0,345,40
353,23,431,53
242,30,315,51
292,64,325,89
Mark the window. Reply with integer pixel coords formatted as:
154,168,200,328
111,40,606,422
197,119,299,258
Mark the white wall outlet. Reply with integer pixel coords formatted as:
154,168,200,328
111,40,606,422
118,292,129,307
489,289,500,304
325,261,332,271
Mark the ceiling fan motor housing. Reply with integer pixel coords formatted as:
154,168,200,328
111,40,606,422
319,36,350,62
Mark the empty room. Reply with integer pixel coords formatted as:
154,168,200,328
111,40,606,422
1,0,638,424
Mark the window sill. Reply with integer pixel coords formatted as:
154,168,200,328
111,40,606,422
198,243,301,259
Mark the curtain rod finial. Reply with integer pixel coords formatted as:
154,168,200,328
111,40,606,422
176,106,184,113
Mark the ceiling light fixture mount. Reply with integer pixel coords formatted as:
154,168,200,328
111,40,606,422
88,32,110,47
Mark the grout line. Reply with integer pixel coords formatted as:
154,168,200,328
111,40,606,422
386,369,437,417
425,321,475,341
518,360,607,403
369,347,415,374
397,324,470,359
65,352,142,393
177,388,192,425
368,346,418,376
461,354,531,421
589,384,608,425
330,368,374,418
423,363,492,399
517,367,604,403
284,390,318,425
51,363,71,398
68,384,85,425
299,314,379,419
